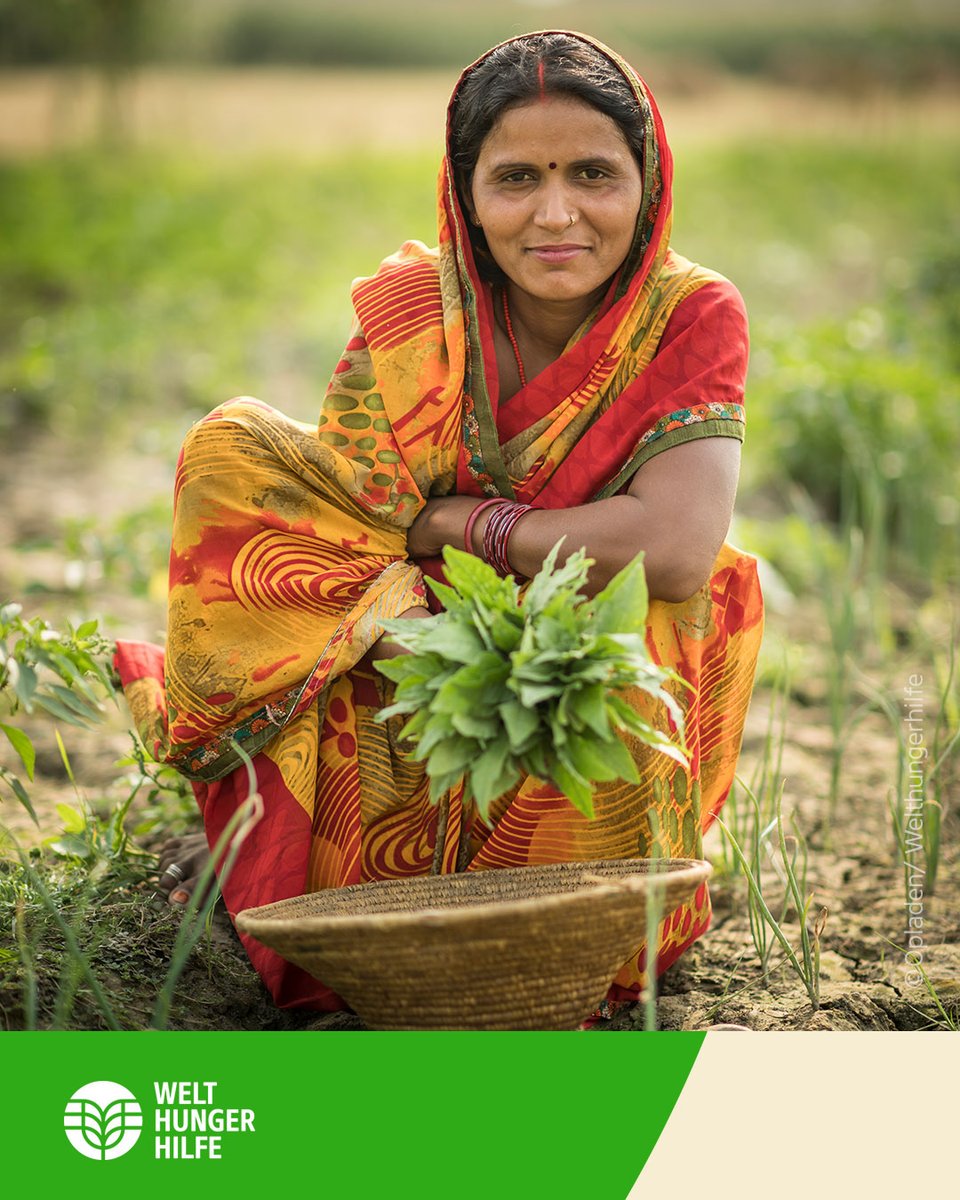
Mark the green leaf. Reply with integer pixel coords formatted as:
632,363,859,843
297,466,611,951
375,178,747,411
424,577,464,612
374,655,422,684
607,690,652,729
568,684,611,739
56,802,86,833
394,710,430,745
33,692,92,727
469,739,518,817
498,699,541,751
488,611,524,652
548,718,569,747
607,691,688,760
48,833,92,859
368,527,686,827
534,615,576,652
516,681,563,707
414,620,488,663
49,682,102,722
54,728,77,785
377,697,416,724
548,758,595,819
523,743,550,779
588,732,640,784
0,602,23,626
565,732,620,783
435,655,510,714
0,723,35,780
441,546,519,610
592,553,649,636
389,681,433,710
412,716,458,758
11,661,37,709
75,619,99,638
428,769,466,804
557,657,611,684
1,770,39,825
647,738,690,769
67,649,114,692
523,541,591,618
510,657,556,682
617,718,689,770
376,622,431,655
451,711,502,740
426,736,477,776
43,653,104,704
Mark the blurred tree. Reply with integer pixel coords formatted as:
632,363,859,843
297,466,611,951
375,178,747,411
0,0,86,65
0,0,161,142
88,0,152,143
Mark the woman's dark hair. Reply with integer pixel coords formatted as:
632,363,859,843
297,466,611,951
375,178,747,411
449,33,645,215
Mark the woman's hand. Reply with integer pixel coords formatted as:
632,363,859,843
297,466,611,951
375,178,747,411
361,605,434,667
406,495,482,558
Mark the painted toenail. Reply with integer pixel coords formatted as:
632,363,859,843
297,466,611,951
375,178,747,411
171,889,189,904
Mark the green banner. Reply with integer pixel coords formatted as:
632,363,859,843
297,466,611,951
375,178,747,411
3,1031,703,1197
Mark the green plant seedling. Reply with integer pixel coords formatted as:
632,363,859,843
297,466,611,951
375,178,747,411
717,783,826,1011
0,605,114,824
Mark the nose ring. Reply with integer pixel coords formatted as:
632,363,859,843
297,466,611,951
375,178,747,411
567,213,577,228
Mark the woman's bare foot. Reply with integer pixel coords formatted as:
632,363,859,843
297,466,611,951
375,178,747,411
156,832,210,905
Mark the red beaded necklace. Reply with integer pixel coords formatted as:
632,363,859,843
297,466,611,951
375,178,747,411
500,288,527,389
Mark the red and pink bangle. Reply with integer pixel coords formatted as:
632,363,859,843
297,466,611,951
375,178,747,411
462,497,535,575
482,500,535,576
463,498,505,556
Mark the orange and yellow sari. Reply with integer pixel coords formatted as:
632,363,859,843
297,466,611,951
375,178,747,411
117,33,763,1012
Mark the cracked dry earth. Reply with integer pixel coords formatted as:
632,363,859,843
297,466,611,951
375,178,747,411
638,692,960,1032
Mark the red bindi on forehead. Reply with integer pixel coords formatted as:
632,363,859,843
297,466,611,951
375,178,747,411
549,162,557,170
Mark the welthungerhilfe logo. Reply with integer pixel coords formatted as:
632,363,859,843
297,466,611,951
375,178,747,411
64,1081,143,1161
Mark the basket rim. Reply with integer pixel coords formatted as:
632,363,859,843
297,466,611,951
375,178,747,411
236,857,712,939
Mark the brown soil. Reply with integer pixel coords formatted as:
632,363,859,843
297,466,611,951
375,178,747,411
648,698,960,1032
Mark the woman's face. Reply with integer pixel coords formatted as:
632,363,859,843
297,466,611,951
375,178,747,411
468,93,643,309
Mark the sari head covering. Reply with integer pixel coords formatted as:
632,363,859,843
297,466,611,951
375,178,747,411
116,32,763,1012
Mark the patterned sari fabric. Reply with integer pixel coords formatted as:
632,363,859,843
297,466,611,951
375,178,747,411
116,33,763,1012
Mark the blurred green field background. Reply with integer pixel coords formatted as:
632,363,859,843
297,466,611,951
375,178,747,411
1,0,959,625
4,0,960,85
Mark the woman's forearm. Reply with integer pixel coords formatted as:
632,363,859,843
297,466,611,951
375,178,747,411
491,496,697,601
406,438,739,603
504,439,739,601
412,494,708,602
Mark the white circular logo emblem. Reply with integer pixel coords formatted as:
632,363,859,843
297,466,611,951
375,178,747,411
64,1081,143,1160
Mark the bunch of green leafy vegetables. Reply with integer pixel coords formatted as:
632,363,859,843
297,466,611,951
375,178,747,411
375,543,688,821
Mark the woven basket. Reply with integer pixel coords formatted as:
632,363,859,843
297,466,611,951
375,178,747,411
237,857,711,1030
